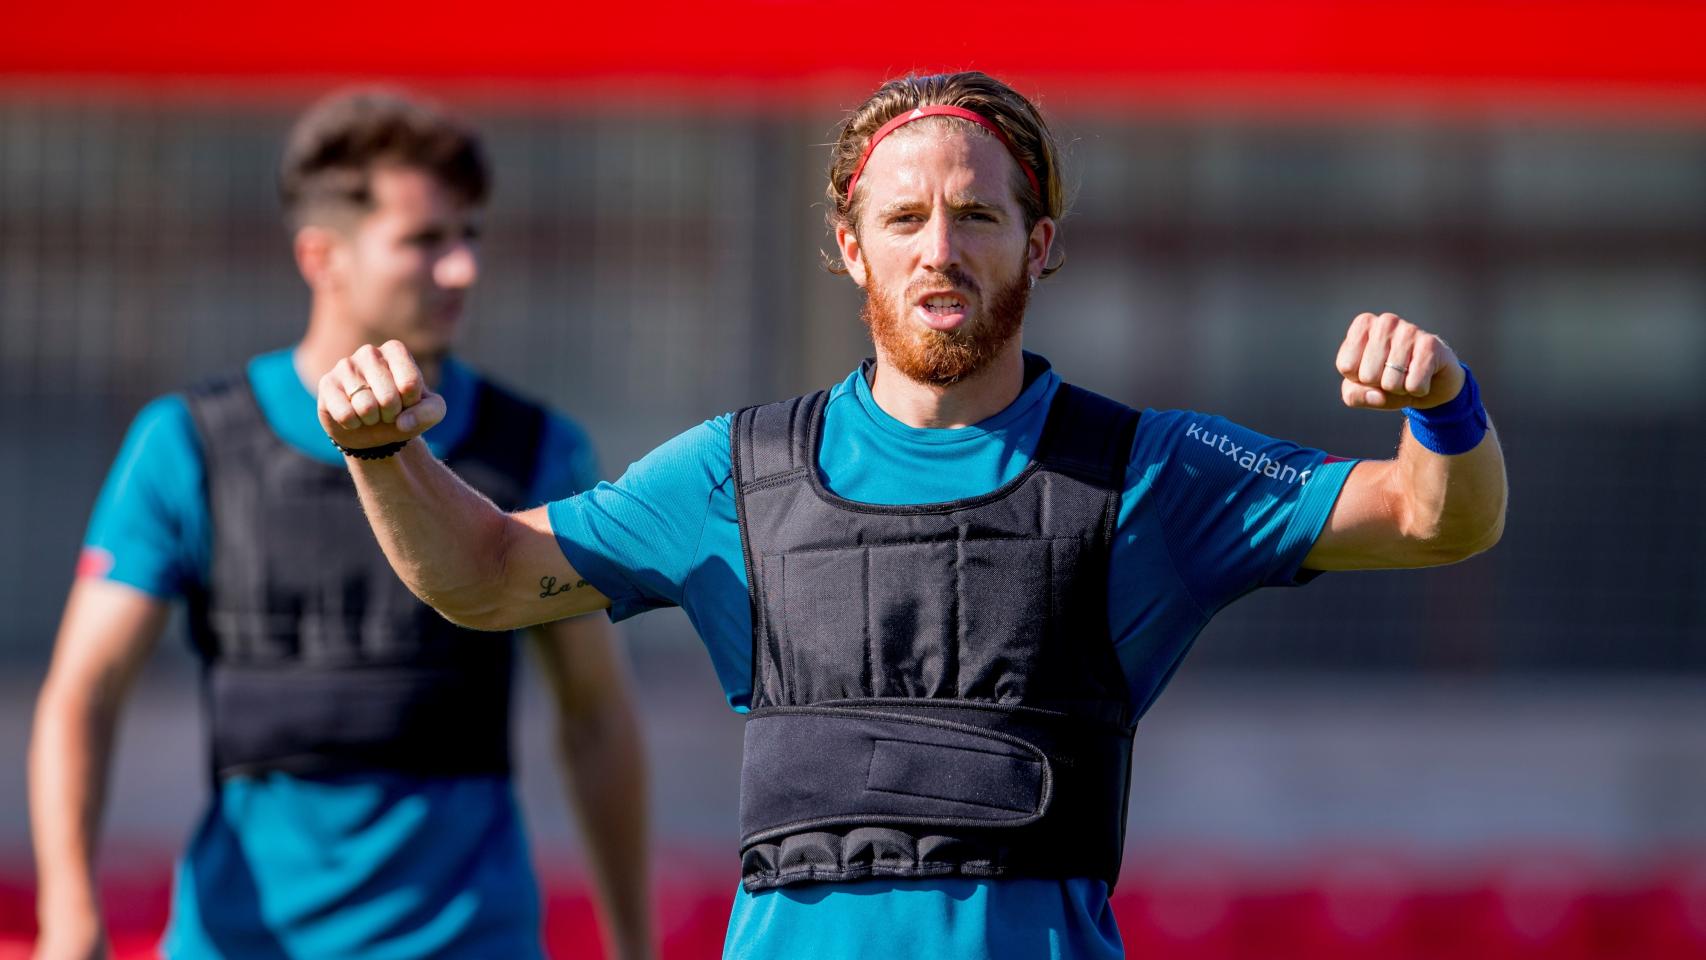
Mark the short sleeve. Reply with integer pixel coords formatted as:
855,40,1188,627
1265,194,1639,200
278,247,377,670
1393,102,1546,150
528,412,602,505
1129,409,1355,614
80,394,210,599
545,415,733,623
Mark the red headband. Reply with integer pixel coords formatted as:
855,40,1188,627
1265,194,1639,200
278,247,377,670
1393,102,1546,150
843,104,1042,209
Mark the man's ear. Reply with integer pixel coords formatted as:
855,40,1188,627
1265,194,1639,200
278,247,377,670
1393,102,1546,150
293,224,341,292
1026,216,1056,281
835,221,868,288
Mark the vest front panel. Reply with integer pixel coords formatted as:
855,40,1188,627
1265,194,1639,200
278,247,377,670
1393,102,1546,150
733,380,1141,890
184,373,545,779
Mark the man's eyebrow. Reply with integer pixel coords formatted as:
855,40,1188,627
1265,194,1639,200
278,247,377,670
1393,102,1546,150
871,195,1005,218
872,198,927,219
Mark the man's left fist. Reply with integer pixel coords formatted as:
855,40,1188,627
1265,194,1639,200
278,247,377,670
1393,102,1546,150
1334,312,1465,411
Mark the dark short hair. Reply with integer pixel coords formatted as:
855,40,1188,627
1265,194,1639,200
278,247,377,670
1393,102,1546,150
826,71,1068,276
278,89,490,229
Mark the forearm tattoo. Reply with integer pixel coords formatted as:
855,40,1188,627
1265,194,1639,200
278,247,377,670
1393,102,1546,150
539,574,589,599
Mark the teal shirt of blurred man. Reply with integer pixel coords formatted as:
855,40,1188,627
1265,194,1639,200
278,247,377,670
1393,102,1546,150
28,92,654,960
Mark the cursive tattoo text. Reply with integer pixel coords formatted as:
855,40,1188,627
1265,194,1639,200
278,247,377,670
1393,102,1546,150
539,574,589,599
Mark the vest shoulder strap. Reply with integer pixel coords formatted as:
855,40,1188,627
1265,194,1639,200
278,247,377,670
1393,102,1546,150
732,390,827,491
1036,383,1141,490
181,368,275,465
447,378,548,491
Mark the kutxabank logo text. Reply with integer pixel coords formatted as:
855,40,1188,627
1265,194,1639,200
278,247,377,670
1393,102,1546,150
1184,420,1314,486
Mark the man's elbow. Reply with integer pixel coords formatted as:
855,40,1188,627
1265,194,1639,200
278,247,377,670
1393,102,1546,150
419,587,515,632
1407,508,1505,565
31,674,116,754
1445,514,1504,562
1453,484,1509,560
1474,506,1507,553
413,513,527,631
412,554,516,630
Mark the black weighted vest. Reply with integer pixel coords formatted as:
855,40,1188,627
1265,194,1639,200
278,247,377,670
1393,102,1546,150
183,369,546,781
732,369,1142,892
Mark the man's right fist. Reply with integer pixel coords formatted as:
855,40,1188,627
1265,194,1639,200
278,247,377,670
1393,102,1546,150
317,340,447,449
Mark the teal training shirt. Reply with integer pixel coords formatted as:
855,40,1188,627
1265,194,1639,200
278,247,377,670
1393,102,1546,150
80,348,598,959
548,354,1355,960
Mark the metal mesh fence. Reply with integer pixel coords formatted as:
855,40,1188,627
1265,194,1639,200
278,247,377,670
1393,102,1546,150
2,94,1702,667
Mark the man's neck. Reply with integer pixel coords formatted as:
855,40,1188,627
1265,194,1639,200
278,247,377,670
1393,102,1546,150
868,342,1026,429
292,304,442,393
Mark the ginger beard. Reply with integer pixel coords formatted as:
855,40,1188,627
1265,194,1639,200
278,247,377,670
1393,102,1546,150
860,258,1031,387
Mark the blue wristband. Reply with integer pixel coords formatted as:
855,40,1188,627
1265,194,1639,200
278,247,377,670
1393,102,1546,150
1402,363,1488,455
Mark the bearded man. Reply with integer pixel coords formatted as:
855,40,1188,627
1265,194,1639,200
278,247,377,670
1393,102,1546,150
312,72,1506,959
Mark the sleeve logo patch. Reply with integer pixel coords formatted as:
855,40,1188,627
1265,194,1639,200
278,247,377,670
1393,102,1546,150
75,546,115,579
1184,420,1313,486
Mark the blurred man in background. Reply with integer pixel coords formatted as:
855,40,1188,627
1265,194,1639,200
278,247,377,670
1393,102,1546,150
314,71,1506,958
29,91,653,960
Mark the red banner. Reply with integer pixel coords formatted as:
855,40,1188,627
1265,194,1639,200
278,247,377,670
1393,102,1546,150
7,1,1706,109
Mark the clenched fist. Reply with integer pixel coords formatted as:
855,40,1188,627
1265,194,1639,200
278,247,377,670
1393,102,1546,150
1335,312,1465,411
317,340,447,450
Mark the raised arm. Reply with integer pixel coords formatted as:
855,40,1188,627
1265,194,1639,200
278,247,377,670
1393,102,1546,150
31,580,168,960
1304,312,1507,571
316,341,606,630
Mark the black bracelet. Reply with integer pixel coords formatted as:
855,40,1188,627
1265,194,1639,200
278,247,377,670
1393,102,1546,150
331,437,412,461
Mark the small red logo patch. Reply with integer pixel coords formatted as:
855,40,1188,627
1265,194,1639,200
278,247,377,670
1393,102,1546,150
75,546,115,579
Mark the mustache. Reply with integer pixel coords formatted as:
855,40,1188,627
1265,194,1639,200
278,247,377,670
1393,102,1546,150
905,267,980,301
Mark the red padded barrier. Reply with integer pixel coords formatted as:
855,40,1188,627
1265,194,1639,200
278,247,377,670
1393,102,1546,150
6,852,1706,959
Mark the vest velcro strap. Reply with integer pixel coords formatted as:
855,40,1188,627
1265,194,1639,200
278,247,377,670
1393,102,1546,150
741,706,1051,843
739,699,1133,891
